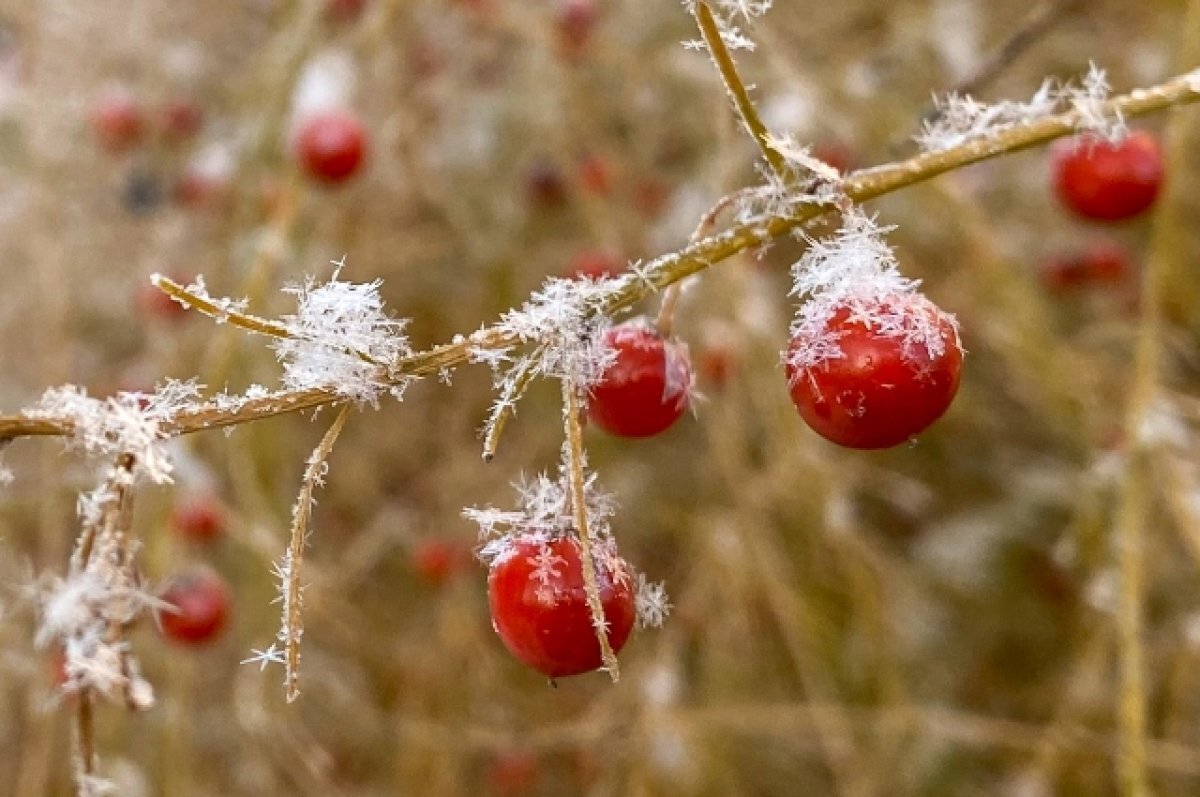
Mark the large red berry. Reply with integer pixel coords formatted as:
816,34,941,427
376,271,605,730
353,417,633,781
159,569,231,645
1051,131,1163,222
487,535,635,678
588,321,691,438
785,294,963,450
293,110,368,185
91,89,144,154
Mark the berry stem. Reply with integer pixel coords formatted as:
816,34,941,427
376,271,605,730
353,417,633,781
561,379,619,681
1,72,1199,444
283,404,350,703
482,349,543,462
691,1,788,179
74,690,97,788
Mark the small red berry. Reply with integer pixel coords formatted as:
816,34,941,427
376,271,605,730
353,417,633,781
557,0,598,59
326,0,367,23
411,538,472,587
567,249,622,280
812,138,855,174
631,176,671,219
697,345,735,390
1039,241,1132,294
577,152,612,195
1051,131,1163,222
135,277,191,322
157,100,204,143
91,88,144,154
486,749,539,795
525,160,568,209
293,110,368,185
170,495,226,543
158,569,231,645
785,294,963,450
487,534,635,678
588,321,692,438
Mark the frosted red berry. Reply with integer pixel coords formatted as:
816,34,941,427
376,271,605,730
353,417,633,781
785,294,963,450
487,534,635,678
1051,131,1163,222
588,321,692,438
293,110,368,185
91,89,144,154
170,495,226,543
159,569,231,645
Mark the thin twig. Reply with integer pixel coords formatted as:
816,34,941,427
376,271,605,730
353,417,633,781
691,1,788,178
949,0,1078,100
561,380,619,680
0,72,1196,444
283,404,351,703
153,275,292,340
482,350,543,462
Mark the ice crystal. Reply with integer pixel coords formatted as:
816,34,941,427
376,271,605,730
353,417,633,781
916,62,1125,152
785,207,958,372
272,262,413,406
635,573,672,629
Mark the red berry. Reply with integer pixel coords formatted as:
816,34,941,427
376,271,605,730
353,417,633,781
326,0,367,23
158,569,231,645
577,153,612,195
1039,241,1132,294
91,89,144,154
785,294,963,450
525,160,568,209
557,0,598,58
293,110,368,185
812,138,855,174
157,100,204,143
135,277,191,322
567,249,622,280
697,345,735,390
631,176,671,219
487,534,635,678
588,321,692,438
1051,131,1163,222
170,495,226,542
486,749,539,795
411,538,472,587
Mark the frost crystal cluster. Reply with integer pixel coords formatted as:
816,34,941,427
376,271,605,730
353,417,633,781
916,62,1126,152
786,207,956,370
272,266,413,406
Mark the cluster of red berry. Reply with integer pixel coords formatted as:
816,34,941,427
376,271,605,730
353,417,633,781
1042,129,1164,294
157,495,232,646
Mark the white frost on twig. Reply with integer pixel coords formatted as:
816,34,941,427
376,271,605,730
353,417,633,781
272,262,414,407
916,62,1125,153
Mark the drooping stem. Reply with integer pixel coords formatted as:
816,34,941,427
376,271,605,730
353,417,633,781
153,275,292,340
561,379,619,681
283,404,351,702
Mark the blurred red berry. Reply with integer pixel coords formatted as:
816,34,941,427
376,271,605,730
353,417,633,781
577,152,612,195
293,110,368,185
589,320,692,438
487,534,635,678
812,138,855,174
1039,241,1132,294
632,176,671,219
1051,131,1163,222
557,0,598,59
170,495,226,543
326,0,367,22
157,99,204,144
525,160,568,209
411,538,472,587
486,749,539,795
159,569,231,645
785,294,963,449
697,345,735,390
91,88,144,154
567,249,622,280
135,277,190,322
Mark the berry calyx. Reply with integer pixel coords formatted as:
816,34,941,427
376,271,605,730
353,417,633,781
91,89,144,154
158,568,231,645
588,320,692,438
785,293,963,449
487,534,635,678
1051,131,1163,222
292,110,368,185
170,494,226,543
